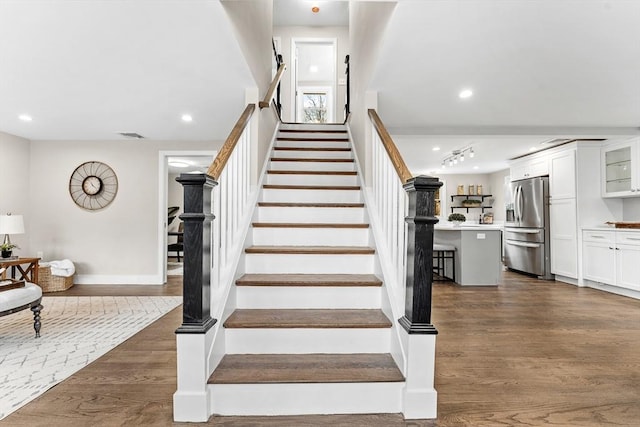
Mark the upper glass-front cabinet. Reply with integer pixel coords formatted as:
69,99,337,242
602,139,640,197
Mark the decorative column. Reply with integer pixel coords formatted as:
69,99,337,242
175,172,217,333
173,172,217,422
399,175,442,420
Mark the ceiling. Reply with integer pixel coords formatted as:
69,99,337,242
1,0,639,174
273,0,349,27
0,0,253,141
371,0,640,174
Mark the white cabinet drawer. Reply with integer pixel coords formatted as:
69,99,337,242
617,232,640,245
583,230,615,243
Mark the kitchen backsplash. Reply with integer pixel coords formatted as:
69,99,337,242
623,198,640,220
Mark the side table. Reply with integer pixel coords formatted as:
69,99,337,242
0,257,41,284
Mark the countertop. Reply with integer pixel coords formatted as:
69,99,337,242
583,226,640,233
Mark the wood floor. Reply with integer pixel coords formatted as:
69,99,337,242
4,272,640,426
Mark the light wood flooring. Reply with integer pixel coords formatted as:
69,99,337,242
4,273,640,426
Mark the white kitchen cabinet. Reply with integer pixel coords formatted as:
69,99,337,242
510,155,549,181
550,198,577,278
549,149,576,199
582,230,640,292
582,230,615,285
601,138,640,197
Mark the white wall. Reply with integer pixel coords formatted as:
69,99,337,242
348,1,397,186
0,131,31,254
438,173,497,222
623,198,640,220
222,0,274,97
29,139,216,284
489,168,510,222
274,26,349,123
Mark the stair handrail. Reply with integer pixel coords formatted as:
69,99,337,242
344,55,350,123
368,109,412,183
207,103,255,180
366,108,442,336
258,62,286,110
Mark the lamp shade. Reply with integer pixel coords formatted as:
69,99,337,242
0,214,25,234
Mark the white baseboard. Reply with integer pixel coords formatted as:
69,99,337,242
74,274,164,285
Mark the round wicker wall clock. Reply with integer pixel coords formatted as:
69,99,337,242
69,161,118,210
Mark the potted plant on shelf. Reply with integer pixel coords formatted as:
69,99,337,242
448,213,466,226
0,243,19,258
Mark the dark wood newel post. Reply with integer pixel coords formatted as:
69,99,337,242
399,175,443,334
175,173,217,334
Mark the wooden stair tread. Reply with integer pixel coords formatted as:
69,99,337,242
236,273,382,287
208,353,403,384
270,157,354,162
263,184,360,190
245,245,375,255
223,309,392,329
267,170,357,176
277,137,349,142
252,222,369,228
258,202,364,208
274,147,351,152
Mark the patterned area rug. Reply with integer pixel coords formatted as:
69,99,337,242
0,296,182,420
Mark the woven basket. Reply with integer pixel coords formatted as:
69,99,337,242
38,266,74,292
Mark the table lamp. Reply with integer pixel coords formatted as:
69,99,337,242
0,213,25,246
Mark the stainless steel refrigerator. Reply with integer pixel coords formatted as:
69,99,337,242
504,176,553,279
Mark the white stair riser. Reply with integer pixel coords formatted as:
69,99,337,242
236,286,381,309
276,140,350,149
252,227,369,246
225,328,390,354
261,188,361,203
209,382,403,416
266,174,358,186
279,124,347,132
269,160,355,172
257,206,366,223
272,150,352,159
245,253,374,274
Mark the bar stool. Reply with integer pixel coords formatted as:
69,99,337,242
433,243,456,282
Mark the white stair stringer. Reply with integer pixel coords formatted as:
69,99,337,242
209,382,403,416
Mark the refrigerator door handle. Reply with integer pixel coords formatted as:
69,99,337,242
517,185,524,223
513,186,517,221
506,239,541,249
505,228,541,234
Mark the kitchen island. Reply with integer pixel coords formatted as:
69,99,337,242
435,224,503,286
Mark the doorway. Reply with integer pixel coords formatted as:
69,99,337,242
158,151,215,283
291,38,337,123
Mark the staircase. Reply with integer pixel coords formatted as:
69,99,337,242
207,123,405,416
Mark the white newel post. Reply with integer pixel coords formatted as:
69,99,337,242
402,333,438,418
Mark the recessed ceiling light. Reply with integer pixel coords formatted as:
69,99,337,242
432,146,441,151
473,166,479,170
309,65,319,73
181,114,193,122
459,89,473,99
169,161,189,168
529,147,537,152
18,114,32,122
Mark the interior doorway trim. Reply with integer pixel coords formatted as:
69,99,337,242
158,150,216,283
290,37,338,123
